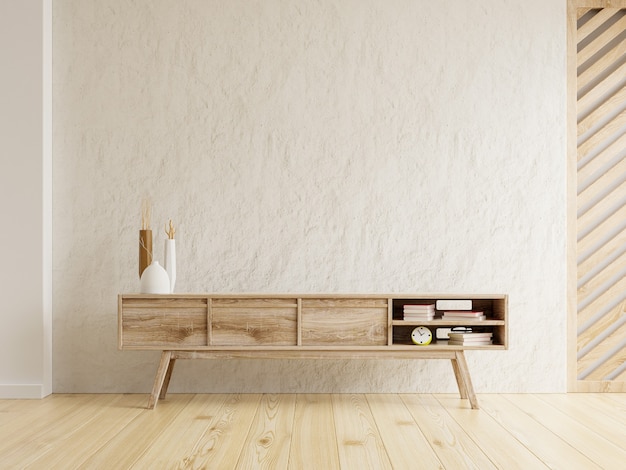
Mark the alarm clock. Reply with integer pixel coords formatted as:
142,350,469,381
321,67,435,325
411,326,432,346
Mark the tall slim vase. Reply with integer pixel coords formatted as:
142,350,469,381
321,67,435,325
164,239,176,293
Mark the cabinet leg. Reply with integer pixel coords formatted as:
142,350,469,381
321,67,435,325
160,358,176,400
451,356,468,399
452,351,479,410
148,351,172,409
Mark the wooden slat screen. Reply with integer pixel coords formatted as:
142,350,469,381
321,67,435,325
572,4,626,391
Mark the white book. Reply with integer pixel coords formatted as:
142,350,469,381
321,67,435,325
442,315,486,321
449,332,492,340
449,340,492,346
403,314,435,320
436,299,472,310
403,305,435,312
442,310,484,317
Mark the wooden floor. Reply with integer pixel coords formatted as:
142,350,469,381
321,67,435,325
0,393,625,469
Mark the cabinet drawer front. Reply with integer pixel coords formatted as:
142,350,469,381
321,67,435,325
121,307,208,347
212,308,297,346
301,307,388,346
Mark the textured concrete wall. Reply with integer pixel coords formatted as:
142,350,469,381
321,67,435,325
53,0,567,392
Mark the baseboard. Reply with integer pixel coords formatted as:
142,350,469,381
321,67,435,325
574,380,626,392
0,384,49,399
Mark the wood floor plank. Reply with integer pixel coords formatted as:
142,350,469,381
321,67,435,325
236,394,296,469
332,394,392,469
366,394,444,469
0,394,104,459
536,393,626,451
479,394,601,469
128,394,231,468
2,393,625,468
179,393,262,469
0,394,123,468
602,392,626,411
78,394,196,468
401,394,497,470
24,394,147,469
434,395,550,470
288,394,340,470
504,394,626,469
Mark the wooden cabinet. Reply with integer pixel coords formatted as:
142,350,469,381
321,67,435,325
118,293,508,409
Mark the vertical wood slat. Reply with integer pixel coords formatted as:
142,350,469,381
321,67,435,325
571,2,626,391
207,297,212,346
297,298,302,346
387,298,393,346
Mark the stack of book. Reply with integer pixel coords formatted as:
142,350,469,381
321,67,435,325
448,332,493,346
441,310,486,321
403,304,435,321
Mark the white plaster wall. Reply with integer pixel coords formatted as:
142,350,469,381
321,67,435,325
53,0,567,393
0,0,52,398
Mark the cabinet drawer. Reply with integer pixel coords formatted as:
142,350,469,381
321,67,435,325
120,298,208,348
301,301,388,346
212,305,297,346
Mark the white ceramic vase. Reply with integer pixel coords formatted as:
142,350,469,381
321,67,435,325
164,239,176,293
140,260,170,294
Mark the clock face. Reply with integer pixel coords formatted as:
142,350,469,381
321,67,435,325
411,326,432,345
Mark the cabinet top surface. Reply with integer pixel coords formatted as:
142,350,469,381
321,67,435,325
120,293,507,299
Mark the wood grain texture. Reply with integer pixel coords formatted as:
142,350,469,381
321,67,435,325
178,394,263,469
434,394,550,470
366,394,444,469
122,307,208,347
213,298,298,308
453,351,478,409
401,394,497,469
149,351,173,409
288,394,340,470
119,294,508,351
80,394,197,468
2,393,626,468
572,4,626,391
125,394,230,468
504,394,626,469
237,394,296,469
23,394,146,469
301,307,388,346
0,394,124,468
331,394,392,469
301,298,388,308
120,293,505,407
536,393,626,450
212,307,297,346
478,394,602,469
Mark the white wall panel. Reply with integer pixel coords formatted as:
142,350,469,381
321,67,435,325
53,0,567,393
